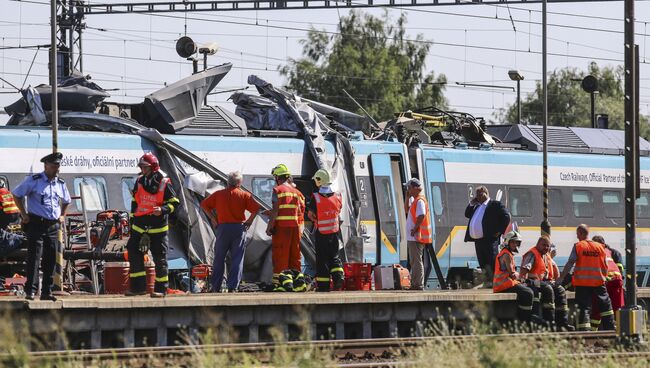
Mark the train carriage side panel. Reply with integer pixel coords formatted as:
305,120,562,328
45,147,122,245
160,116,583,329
419,145,650,286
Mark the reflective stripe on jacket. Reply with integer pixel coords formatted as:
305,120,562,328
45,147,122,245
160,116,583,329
313,192,342,234
493,247,519,293
572,240,608,287
409,195,432,243
134,177,170,217
274,183,303,227
0,188,19,214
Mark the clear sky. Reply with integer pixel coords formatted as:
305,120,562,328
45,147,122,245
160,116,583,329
1,0,649,125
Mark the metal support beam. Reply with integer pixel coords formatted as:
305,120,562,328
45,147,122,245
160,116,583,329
55,0,86,79
619,0,646,342
79,0,621,15
541,0,550,237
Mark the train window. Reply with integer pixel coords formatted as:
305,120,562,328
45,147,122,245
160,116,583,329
380,178,395,213
431,185,444,216
252,177,275,207
637,192,650,219
549,189,563,217
572,190,594,218
602,190,623,218
508,188,531,217
120,177,137,210
73,177,108,211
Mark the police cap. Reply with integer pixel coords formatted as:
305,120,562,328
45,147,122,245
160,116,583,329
40,152,63,164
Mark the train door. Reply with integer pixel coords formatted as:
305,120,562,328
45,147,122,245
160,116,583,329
422,159,448,271
369,154,404,265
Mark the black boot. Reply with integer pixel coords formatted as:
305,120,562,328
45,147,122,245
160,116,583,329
542,307,556,324
600,315,616,331
555,308,574,331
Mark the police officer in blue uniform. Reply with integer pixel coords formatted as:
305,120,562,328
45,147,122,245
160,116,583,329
12,152,71,301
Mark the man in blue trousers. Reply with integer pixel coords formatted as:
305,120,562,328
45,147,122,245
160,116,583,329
201,172,260,292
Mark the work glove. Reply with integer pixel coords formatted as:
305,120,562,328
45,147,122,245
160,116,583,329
139,233,151,253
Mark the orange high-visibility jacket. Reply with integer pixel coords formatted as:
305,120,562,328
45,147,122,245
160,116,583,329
545,255,560,281
409,195,432,243
0,188,19,214
572,240,608,287
134,177,170,217
313,192,342,234
493,247,519,293
274,183,303,228
522,246,548,280
604,247,622,281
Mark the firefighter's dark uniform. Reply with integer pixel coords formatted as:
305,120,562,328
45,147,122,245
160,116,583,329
308,188,344,292
569,240,615,331
521,246,570,328
126,171,180,294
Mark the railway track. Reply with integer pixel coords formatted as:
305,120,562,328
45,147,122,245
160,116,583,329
9,331,634,366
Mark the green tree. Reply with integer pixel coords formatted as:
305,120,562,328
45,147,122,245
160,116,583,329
497,62,649,138
280,11,447,121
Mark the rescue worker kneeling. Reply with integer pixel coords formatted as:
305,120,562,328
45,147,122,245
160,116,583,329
307,169,344,292
492,231,534,323
126,153,180,298
520,235,573,330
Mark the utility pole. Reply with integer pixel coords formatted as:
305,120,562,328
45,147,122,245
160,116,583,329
541,0,550,237
51,0,59,151
619,0,646,342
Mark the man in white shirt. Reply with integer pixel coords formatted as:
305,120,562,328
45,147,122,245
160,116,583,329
405,178,432,290
464,186,510,286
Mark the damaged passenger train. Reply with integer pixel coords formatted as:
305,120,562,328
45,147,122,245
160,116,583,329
2,62,650,289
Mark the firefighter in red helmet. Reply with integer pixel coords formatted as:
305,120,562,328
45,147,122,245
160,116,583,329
126,152,180,297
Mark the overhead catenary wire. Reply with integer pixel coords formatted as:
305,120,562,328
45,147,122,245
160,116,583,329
100,11,650,67
3,4,643,69
4,1,650,117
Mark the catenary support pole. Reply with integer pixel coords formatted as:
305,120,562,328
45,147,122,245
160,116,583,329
517,79,521,125
541,0,550,237
51,0,58,152
50,0,64,293
619,0,646,342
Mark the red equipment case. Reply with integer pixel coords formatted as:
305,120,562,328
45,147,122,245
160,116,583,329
343,263,372,291
393,264,411,290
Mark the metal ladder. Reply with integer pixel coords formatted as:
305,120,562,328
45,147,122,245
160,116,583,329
64,184,100,294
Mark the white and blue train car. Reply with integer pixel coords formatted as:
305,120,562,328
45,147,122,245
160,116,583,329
415,125,650,287
0,126,411,271
3,122,649,288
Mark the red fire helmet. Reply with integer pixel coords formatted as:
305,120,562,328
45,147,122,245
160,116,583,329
138,152,160,172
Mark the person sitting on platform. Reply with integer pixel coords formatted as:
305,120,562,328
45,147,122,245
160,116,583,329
520,235,573,330
492,231,534,323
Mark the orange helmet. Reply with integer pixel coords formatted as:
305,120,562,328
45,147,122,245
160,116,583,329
138,152,160,171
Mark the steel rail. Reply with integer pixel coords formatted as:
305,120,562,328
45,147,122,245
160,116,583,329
16,331,619,364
